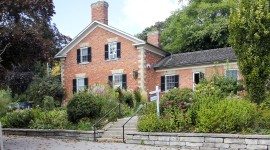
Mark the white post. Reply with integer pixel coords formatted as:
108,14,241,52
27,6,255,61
156,86,160,117
0,122,3,150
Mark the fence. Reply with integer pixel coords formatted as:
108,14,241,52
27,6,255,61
0,122,3,150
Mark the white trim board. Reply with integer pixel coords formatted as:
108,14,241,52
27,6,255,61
155,62,238,72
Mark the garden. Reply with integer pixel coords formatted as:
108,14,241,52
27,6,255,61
0,64,145,131
137,73,270,135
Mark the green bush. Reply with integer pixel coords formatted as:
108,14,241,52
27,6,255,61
67,92,102,123
118,89,134,108
160,88,193,113
195,97,256,133
43,96,55,110
0,89,12,116
2,110,34,128
26,76,64,107
30,109,71,129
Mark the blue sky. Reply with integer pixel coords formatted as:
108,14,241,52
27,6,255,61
52,0,188,38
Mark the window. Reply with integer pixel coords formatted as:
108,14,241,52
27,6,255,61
226,70,238,80
77,47,91,64
161,75,179,91
193,72,205,90
108,74,127,89
72,78,88,93
109,43,117,60
105,42,121,60
113,74,122,88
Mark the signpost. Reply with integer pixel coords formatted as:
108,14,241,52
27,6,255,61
0,122,3,150
149,86,160,117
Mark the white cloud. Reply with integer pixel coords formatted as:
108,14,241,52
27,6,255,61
111,0,188,35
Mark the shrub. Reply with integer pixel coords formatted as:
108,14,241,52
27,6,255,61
30,109,71,129
118,89,134,108
67,92,102,123
26,76,64,107
195,98,256,133
0,89,12,116
160,88,193,113
2,110,34,128
43,96,55,110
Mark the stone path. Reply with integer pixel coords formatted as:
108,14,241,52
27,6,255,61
3,135,180,150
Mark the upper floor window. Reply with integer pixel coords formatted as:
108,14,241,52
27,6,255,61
226,70,238,80
161,75,179,92
77,47,91,64
105,42,121,60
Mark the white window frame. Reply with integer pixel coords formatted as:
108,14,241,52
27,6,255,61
225,69,238,80
108,42,117,60
76,78,85,93
80,47,89,63
165,74,177,91
113,74,122,89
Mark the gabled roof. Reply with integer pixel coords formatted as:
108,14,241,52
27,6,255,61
154,47,236,69
55,21,167,58
55,21,147,58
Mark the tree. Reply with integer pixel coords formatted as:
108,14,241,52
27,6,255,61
229,0,270,104
161,0,230,53
0,0,71,91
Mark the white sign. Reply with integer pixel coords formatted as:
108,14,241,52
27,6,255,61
0,122,3,150
149,86,160,117
150,96,158,101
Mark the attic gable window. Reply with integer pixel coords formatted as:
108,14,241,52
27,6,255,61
77,47,91,64
105,42,121,60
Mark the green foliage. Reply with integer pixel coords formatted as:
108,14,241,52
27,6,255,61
30,109,71,129
26,76,64,106
67,92,102,123
2,110,34,128
160,88,193,113
229,0,270,104
134,88,143,104
43,96,55,111
196,75,240,98
0,89,12,116
118,89,134,108
161,0,230,53
195,97,256,133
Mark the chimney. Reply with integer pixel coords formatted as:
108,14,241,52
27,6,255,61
147,31,161,48
91,1,109,24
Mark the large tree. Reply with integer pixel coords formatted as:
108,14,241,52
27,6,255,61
229,0,270,104
160,0,230,53
0,0,71,92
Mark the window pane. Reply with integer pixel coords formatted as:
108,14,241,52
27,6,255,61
166,75,176,90
113,74,122,88
226,70,238,80
77,78,85,92
81,48,88,62
109,43,117,60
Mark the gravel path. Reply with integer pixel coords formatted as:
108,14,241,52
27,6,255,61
3,135,179,150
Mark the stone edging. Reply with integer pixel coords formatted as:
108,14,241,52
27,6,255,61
126,132,270,150
3,128,103,141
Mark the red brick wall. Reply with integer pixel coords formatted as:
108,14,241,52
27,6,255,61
155,65,228,90
144,51,163,94
62,27,140,101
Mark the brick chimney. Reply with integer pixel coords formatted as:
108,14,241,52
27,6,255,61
91,1,109,24
147,31,161,48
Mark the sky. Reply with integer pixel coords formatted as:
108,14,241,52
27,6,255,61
52,0,188,38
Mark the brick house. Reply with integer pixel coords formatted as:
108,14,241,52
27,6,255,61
55,1,239,101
